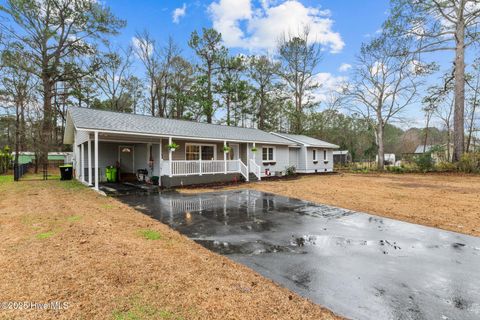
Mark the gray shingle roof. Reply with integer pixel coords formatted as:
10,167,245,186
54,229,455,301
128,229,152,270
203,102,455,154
272,133,339,149
414,145,433,153
67,107,293,145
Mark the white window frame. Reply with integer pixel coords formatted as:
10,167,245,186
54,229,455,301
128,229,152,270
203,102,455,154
262,146,276,163
313,149,318,162
185,143,217,160
324,149,327,161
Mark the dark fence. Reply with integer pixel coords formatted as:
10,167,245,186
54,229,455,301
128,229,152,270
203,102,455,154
13,163,29,181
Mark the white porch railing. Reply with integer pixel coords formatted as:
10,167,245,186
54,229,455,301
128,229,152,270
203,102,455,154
162,159,249,180
249,159,262,180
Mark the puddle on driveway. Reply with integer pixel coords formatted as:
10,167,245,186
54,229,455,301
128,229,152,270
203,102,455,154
120,190,480,320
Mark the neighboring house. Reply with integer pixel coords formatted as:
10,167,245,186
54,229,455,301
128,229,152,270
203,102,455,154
414,144,452,163
12,152,73,165
63,107,339,189
376,153,396,165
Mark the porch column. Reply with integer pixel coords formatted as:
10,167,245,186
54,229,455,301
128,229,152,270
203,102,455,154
247,143,250,173
168,137,173,178
158,139,162,186
94,131,99,191
224,140,227,174
88,139,92,186
80,143,85,183
253,142,256,162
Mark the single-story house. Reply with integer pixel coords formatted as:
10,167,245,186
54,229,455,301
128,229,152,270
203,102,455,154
63,107,339,189
414,144,452,163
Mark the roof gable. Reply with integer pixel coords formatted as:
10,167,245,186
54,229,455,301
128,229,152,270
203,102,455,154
272,133,339,149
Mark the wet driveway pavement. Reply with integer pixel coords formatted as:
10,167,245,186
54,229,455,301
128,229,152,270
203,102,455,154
120,190,480,320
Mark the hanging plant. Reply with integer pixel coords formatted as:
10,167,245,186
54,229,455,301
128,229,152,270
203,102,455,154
251,147,258,152
168,142,179,151
223,145,232,153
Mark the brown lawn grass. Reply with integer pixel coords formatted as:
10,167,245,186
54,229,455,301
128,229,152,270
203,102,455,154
0,176,339,320
182,172,480,237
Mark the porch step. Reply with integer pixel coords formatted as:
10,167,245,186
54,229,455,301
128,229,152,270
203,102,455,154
99,182,159,197
249,173,259,181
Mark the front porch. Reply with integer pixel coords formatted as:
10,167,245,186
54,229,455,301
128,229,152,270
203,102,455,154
73,130,262,190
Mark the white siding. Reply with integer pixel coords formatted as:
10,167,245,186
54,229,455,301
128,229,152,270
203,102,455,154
288,148,299,168
297,146,308,172
253,144,290,177
304,148,334,173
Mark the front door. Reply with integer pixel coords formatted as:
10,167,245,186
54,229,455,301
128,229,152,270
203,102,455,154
119,146,134,173
229,144,240,160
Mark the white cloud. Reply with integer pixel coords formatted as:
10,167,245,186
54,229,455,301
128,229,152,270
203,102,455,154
172,3,187,24
208,0,344,53
338,63,351,72
312,72,348,103
208,0,252,47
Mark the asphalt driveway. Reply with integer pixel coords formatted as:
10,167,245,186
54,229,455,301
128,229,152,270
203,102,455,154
121,190,480,320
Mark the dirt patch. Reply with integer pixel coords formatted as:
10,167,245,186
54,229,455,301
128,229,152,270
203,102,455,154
0,178,339,320
180,173,480,237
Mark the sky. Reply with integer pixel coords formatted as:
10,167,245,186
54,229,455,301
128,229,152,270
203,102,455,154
108,0,389,77
106,0,393,110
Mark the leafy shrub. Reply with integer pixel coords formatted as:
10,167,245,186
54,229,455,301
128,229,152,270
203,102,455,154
386,166,405,174
285,165,296,176
457,152,480,173
0,146,13,174
435,161,457,172
414,153,434,172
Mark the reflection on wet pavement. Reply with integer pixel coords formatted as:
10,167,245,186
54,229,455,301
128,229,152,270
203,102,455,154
120,190,480,320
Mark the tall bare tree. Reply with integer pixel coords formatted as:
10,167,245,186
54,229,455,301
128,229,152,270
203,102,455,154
386,0,480,161
347,35,423,170
0,0,125,164
0,49,37,179
277,28,322,133
157,37,181,118
466,58,480,152
134,30,160,116
94,45,133,112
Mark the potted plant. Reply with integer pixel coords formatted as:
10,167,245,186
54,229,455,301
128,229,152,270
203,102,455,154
168,142,179,151
223,145,232,153
323,160,329,164
251,147,257,152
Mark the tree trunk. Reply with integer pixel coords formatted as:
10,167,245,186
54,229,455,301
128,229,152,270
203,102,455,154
423,113,431,153
453,7,466,162
226,96,231,126
40,76,54,167
206,63,213,123
14,100,21,181
466,76,479,152
258,90,265,130
150,79,156,116
376,124,385,170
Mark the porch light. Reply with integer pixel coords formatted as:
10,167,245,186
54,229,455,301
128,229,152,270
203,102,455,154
121,147,131,153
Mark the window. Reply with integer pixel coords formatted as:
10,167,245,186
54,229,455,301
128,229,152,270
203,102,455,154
186,145,200,160
324,150,327,160
262,147,275,162
313,149,317,162
185,144,216,161
201,146,215,160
